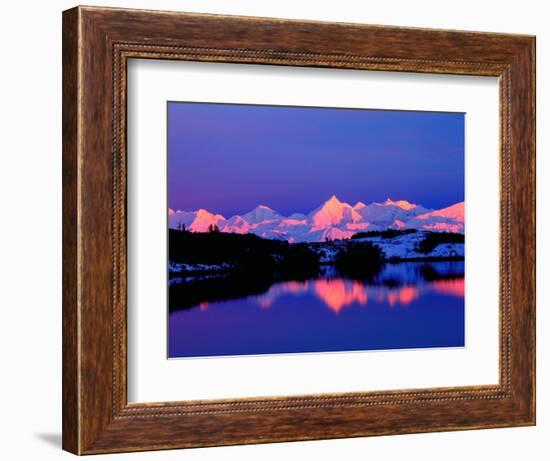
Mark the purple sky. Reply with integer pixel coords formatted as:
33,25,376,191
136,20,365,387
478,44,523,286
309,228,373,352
168,102,464,217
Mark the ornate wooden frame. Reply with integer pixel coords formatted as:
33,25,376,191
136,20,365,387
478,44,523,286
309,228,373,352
62,5,536,455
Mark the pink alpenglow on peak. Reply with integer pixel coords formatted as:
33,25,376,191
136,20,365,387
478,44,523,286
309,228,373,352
383,198,418,211
418,201,464,221
194,209,226,231
168,196,464,242
406,201,464,234
391,219,406,229
219,215,251,234
168,208,225,232
309,195,362,230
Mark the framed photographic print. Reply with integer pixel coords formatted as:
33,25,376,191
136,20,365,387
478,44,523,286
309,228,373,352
166,102,466,359
62,6,535,455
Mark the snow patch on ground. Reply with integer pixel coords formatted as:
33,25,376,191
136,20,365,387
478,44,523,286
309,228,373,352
169,261,235,273
309,231,464,262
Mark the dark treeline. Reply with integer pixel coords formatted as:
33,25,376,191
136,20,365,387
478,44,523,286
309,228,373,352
169,229,388,273
351,229,417,240
169,229,319,275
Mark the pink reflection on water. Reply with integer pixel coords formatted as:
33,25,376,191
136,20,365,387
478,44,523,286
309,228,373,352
254,279,428,313
387,286,419,307
257,281,309,309
313,279,368,314
430,278,464,297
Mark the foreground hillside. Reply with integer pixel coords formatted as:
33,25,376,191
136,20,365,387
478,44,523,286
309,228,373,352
310,230,464,263
168,228,464,277
168,195,464,243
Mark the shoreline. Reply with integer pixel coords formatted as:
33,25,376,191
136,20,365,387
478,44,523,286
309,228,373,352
170,256,465,276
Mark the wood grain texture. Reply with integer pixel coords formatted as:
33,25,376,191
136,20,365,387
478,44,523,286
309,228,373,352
62,7,80,454
62,5,536,455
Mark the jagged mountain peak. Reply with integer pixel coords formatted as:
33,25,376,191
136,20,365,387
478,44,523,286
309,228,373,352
326,194,342,204
242,204,282,224
309,195,361,229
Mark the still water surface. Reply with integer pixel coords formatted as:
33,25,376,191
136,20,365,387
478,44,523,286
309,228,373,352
169,261,465,358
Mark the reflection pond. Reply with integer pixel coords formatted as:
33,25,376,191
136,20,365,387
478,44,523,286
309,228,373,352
168,261,465,358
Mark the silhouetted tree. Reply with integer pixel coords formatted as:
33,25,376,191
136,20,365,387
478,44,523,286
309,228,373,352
208,224,220,233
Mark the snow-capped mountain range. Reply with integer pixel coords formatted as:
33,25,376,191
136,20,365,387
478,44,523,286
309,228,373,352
168,195,464,243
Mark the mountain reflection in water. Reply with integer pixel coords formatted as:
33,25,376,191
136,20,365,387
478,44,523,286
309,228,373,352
254,277,464,314
169,261,465,358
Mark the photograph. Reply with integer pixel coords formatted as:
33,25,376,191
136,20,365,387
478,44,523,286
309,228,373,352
167,102,466,358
